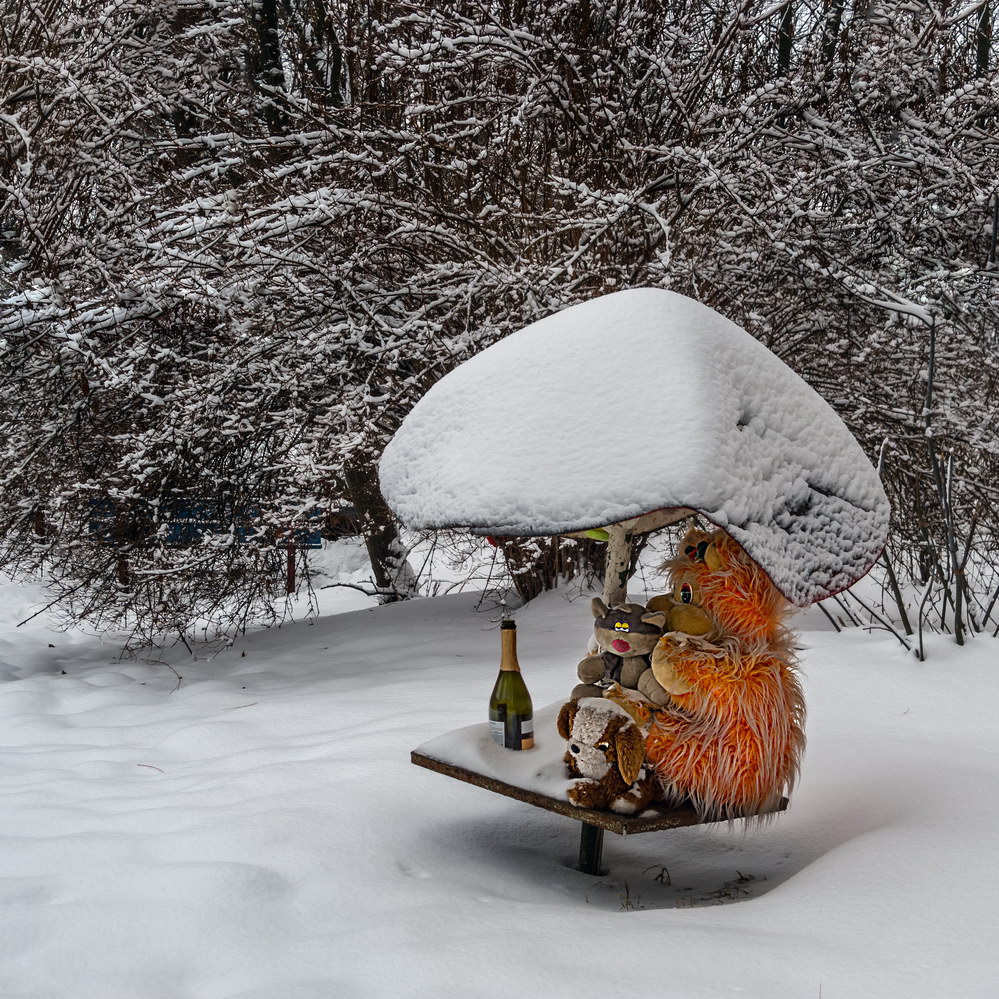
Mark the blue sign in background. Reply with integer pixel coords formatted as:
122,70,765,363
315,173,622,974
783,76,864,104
88,499,325,549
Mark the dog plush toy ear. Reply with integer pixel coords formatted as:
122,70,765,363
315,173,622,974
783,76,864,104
614,719,645,787
556,699,577,741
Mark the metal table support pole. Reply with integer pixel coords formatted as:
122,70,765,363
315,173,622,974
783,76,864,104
577,822,606,875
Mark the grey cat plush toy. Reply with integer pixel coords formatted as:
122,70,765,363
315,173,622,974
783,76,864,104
570,598,667,700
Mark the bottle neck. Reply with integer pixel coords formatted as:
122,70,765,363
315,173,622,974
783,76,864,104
499,627,520,671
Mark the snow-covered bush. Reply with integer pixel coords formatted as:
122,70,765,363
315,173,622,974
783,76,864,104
1,1,996,645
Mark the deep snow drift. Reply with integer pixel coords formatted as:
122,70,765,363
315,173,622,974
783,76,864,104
0,564,996,999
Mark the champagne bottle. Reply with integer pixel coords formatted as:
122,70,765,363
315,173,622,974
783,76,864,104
488,619,534,750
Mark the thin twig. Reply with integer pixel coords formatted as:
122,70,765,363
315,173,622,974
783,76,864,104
842,589,913,653
880,549,913,636
319,580,395,597
915,580,935,661
831,593,863,628
16,578,89,627
815,600,841,632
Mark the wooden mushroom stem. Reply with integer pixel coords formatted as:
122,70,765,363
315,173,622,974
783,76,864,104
565,509,694,606
602,522,634,607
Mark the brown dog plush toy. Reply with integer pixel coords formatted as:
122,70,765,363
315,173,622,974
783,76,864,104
571,598,668,700
556,698,662,814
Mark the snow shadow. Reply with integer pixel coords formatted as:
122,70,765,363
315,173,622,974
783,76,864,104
410,811,788,912
410,765,917,913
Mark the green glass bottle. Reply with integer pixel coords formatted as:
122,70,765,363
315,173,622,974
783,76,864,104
488,619,534,750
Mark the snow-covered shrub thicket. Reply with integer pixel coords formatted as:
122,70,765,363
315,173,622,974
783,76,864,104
1,1,996,646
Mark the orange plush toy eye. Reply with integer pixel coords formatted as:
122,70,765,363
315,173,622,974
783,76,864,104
679,583,694,604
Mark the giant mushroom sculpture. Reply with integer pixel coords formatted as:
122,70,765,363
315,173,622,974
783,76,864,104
378,288,889,609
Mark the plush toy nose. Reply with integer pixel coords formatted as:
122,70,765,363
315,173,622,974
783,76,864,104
612,638,631,653
570,744,580,754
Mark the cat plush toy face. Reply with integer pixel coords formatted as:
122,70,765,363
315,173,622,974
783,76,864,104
591,599,666,659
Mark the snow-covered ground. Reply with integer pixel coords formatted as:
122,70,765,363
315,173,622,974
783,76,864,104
1,559,996,999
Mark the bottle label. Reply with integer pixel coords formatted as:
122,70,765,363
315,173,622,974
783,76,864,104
518,718,535,750
490,716,533,749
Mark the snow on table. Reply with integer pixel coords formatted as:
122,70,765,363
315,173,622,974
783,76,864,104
414,700,573,800
380,287,890,606
412,699,715,836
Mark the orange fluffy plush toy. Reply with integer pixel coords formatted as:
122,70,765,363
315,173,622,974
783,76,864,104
641,528,806,821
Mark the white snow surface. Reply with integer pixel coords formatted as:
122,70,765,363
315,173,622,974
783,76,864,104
417,700,574,799
1,577,997,998
415,697,635,800
379,288,890,605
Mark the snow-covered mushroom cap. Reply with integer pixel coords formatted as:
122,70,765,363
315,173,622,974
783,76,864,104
379,288,889,606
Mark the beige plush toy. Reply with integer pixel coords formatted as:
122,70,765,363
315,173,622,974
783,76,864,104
571,598,668,700
556,698,662,814
636,581,715,704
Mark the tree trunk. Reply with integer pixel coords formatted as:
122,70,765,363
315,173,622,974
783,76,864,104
250,0,286,131
343,461,416,601
976,3,992,78
777,2,795,77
